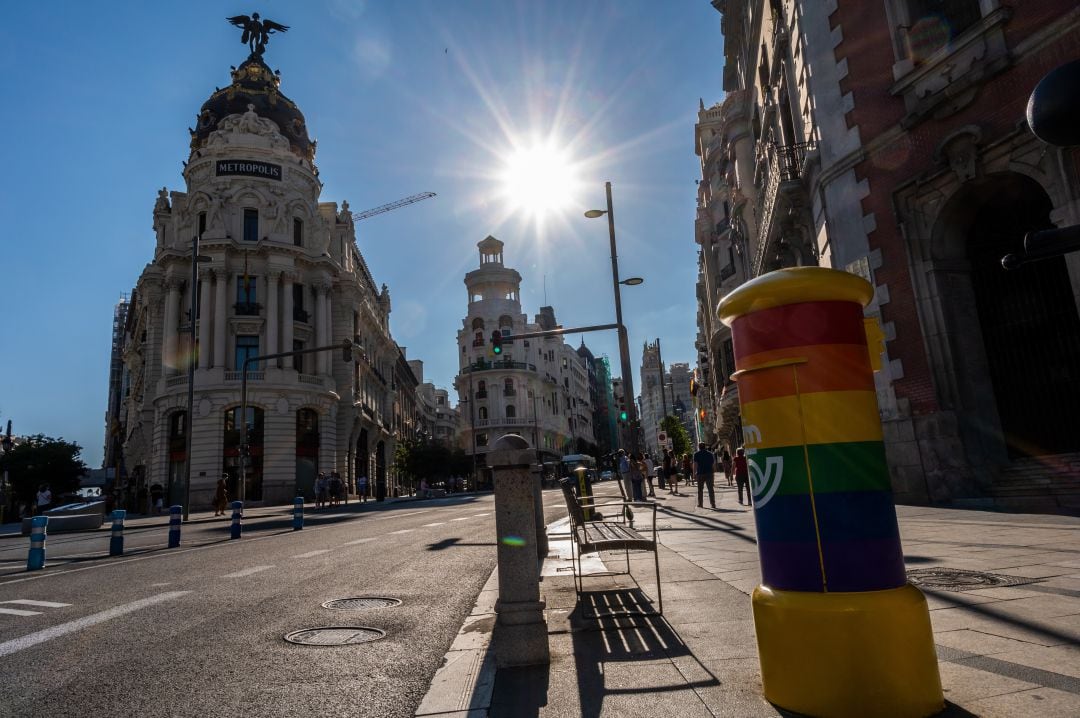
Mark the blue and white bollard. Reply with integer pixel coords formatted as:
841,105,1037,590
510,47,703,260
27,516,48,571
293,496,304,531
109,510,126,556
168,505,182,548
230,501,243,539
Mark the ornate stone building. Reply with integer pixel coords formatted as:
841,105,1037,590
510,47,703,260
454,237,593,468
700,1,1080,511
120,46,407,507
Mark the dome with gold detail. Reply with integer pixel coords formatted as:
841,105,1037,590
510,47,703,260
190,57,314,161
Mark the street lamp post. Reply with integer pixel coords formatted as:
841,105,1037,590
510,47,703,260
585,181,640,456
183,235,213,521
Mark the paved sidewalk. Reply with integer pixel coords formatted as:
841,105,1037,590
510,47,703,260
486,480,1080,717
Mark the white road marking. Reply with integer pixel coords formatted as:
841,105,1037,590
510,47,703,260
472,513,491,517
0,591,190,658
373,510,425,520
451,517,472,522
220,565,273,578
343,538,374,546
0,608,40,616
421,522,446,528
389,529,413,535
292,550,330,558
150,583,170,587
1,600,72,608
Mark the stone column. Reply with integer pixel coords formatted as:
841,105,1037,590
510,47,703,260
266,270,280,367
198,271,213,370
213,268,228,369
315,284,328,374
162,279,181,375
489,434,549,668
282,273,295,370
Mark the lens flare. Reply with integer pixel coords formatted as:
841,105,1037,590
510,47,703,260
500,534,526,547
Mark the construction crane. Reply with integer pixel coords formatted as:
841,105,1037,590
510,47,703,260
352,192,436,222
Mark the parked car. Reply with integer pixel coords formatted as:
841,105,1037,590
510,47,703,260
599,470,613,482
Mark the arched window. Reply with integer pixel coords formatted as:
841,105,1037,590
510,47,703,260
498,315,513,329
506,405,516,418
503,378,515,396
295,409,319,499
478,406,488,420
472,317,485,331
223,406,265,501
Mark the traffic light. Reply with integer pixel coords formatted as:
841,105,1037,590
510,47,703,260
490,330,503,355
618,399,628,423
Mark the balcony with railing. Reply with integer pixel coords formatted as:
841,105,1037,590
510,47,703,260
293,307,310,323
234,302,262,317
460,360,537,374
752,140,815,276
224,370,264,381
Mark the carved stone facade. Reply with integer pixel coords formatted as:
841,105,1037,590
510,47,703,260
701,1,1080,511
118,55,408,508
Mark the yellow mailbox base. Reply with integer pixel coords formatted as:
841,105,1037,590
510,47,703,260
752,583,944,718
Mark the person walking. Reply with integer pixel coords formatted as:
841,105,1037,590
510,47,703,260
315,473,328,508
681,453,694,491
616,449,632,502
693,442,717,509
357,474,368,503
643,454,656,497
329,472,343,507
149,483,164,515
733,447,751,505
35,485,52,515
213,477,229,516
629,453,646,502
665,449,679,495
720,448,734,486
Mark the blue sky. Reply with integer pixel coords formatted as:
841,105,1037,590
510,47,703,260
1,1,723,467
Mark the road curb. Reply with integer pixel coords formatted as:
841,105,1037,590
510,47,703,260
415,564,500,717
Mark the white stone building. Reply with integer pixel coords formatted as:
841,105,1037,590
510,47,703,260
409,359,460,447
455,237,593,467
120,51,406,508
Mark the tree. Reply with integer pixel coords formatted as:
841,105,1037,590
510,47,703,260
0,435,88,506
660,415,692,458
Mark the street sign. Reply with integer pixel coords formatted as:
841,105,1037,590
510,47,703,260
658,431,667,443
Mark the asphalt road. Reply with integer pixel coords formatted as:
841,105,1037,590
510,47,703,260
0,490,568,718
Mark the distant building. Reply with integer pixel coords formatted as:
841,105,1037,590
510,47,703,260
103,294,130,471
454,237,593,469
408,359,460,448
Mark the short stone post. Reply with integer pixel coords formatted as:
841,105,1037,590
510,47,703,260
168,505,182,548
26,516,47,571
230,501,243,539
292,496,304,530
489,434,549,668
109,510,126,556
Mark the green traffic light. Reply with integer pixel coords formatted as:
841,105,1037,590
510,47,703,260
619,411,628,421
493,344,502,354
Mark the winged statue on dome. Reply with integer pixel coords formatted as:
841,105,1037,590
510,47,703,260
227,13,289,58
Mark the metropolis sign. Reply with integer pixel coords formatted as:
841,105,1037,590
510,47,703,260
215,159,282,180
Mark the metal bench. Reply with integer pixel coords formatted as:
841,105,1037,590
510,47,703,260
558,479,663,616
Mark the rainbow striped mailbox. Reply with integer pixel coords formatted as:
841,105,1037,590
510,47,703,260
717,267,942,718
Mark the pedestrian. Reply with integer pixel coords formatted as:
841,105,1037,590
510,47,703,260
419,478,429,498
629,453,646,502
329,472,343,507
733,448,751,505
681,453,693,491
149,483,164,515
616,449,632,502
213,477,228,516
643,454,656,497
35,484,52,515
358,474,368,503
694,442,717,509
315,473,328,508
720,448,734,486
665,450,679,495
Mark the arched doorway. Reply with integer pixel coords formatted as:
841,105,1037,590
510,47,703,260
223,406,265,501
166,411,187,508
965,175,1080,457
296,409,319,500
356,428,369,493
375,440,387,501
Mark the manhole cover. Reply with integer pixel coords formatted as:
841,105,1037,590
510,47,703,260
322,597,402,611
907,567,1040,592
284,627,386,646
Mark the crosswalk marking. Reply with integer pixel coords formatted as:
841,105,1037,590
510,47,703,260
422,522,446,527
451,517,472,522
1,600,72,608
292,550,330,558
221,565,273,578
0,608,40,616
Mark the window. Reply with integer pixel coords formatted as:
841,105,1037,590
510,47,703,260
293,340,304,373
478,407,488,420
504,378,514,396
293,284,308,322
472,317,485,331
198,211,207,236
293,218,303,247
506,405,516,418
235,335,259,370
477,380,487,399
236,275,257,315
224,406,264,501
476,433,488,447
243,208,259,242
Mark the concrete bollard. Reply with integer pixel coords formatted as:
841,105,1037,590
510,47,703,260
292,496,304,530
230,501,243,539
26,516,48,571
109,510,126,556
718,267,942,718
168,505,182,548
489,434,549,668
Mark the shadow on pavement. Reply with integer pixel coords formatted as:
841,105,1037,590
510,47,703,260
924,587,1080,645
425,537,497,551
656,505,758,544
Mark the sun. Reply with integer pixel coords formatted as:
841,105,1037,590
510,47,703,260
499,141,580,219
